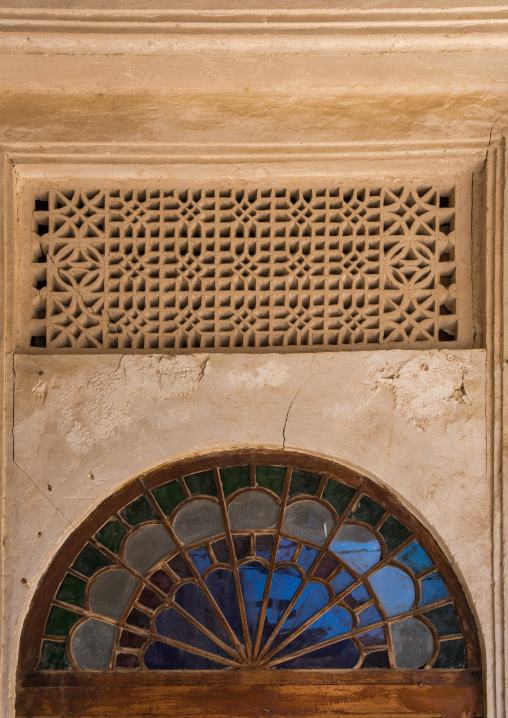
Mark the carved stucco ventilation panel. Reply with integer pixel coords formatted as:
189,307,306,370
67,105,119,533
25,184,469,351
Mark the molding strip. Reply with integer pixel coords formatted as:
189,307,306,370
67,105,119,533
1,7,508,55
485,137,507,718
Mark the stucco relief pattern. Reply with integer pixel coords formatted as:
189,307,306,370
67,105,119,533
30,186,457,350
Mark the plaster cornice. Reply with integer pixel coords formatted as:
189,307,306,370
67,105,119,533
1,5,508,54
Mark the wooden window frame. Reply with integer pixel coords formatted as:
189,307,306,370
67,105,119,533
15,449,483,718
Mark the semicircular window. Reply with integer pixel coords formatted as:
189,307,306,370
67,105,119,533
30,457,478,672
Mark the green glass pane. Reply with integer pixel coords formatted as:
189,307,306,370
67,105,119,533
38,640,71,671
289,469,322,498
95,519,127,554
56,573,87,608
220,466,251,496
379,515,412,552
184,470,217,497
433,638,466,668
45,605,81,637
72,543,113,578
120,495,158,525
152,481,186,515
350,495,385,526
256,465,286,496
424,604,461,636
322,480,356,515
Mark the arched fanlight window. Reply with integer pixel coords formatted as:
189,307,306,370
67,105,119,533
17,451,482,718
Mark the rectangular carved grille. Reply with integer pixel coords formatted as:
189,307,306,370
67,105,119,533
29,186,458,350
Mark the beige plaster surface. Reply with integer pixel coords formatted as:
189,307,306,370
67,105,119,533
4,348,488,712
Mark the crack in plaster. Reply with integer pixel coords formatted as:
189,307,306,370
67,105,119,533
282,355,316,448
371,351,473,433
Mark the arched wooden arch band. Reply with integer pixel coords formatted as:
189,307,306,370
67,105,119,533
16,449,483,718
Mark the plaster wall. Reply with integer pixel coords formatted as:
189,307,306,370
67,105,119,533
4,349,488,713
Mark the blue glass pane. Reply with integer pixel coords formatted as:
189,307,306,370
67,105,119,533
256,535,274,561
278,606,353,655
277,539,297,562
277,582,330,645
239,561,269,643
330,570,355,595
358,605,382,627
358,627,385,647
205,568,244,643
144,641,228,670
396,542,433,574
262,566,302,642
298,546,319,571
188,547,212,574
331,525,381,574
419,572,449,607
344,584,370,608
173,583,231,646
368,566,415,617
155,608,230,658
274,638,359,669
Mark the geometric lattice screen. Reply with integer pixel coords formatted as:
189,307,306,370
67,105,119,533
35,459,473,672
29,185,460,350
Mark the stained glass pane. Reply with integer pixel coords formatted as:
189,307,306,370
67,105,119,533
389,617,434,668
239,561,269,642
297,545,319,571
173,583,232,646
256,534,274,560
396,541,433,573
45,606,81,637
274,639,359,669
283,501,334,545
362,650,390,668
94,519,127,554
173,500,224,544
144,642,227,670
379,515,411,552
220,466,251,496
368,565,415,616
256,465,286,495
89,568,139,619
228,491,279,530
321,480,356,515
331,525,382,573
124,524,175,573
38,462,473,673
349,495,385,526
424,603,461,635
289,470,322,498
72,543,113,578
152,481,186,516
206,568,244,643
184,470,217,497
56,573,87,608
189,547,212,573
433,638,466,668
419,572,449,606
38,640,71,671
120,496,158,526
72,619,116,670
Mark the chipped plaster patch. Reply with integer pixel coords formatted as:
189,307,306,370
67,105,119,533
56,355,207,455
227,360,291,390
371,351,473,432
